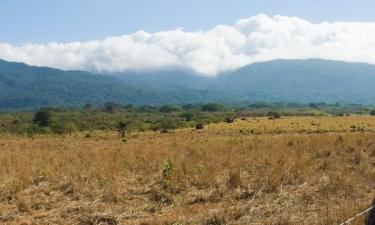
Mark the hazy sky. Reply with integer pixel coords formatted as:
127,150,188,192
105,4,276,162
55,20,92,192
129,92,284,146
2,0,375,44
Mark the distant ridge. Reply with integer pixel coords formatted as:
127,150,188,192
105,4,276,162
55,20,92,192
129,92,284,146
0,59,237,111
213,59,375,104
2,58,375,111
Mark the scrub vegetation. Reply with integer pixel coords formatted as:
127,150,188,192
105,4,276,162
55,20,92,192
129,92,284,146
1,104,375,224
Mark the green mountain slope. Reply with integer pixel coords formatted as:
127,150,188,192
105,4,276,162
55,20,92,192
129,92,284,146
0,60,157,110
0,60,238,111
213,59,375,104
3,58,375,111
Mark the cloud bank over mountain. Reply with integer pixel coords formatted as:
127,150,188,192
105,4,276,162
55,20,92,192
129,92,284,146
2,14,375,76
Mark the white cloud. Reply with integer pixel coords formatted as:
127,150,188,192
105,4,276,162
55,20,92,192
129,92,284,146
2,14,375,76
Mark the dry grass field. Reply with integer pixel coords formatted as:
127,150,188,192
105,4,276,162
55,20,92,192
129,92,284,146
1,116,375,225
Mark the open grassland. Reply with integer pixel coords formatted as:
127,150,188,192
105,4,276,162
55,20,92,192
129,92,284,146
1,116,375,225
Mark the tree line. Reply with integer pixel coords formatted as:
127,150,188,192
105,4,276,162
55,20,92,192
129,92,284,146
1,102,375,136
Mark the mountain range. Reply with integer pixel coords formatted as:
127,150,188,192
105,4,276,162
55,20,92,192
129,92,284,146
1,58,375,111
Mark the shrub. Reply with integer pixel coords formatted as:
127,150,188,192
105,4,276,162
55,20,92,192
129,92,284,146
196,123,204,130
26,124,49,135
116,121,130,138
51,122,77,135
267,111,281,119
180,111,194,121
162,159,175,189
158,118,178,132
224,117,235,123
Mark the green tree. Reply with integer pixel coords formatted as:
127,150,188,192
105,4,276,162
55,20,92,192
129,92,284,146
33,108,51,127
117,121,130,138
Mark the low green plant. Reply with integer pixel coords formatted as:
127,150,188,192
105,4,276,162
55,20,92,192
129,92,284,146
162,159,175,189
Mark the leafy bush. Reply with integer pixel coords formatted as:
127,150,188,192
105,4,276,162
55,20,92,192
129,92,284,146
158,118,178,132
180,111,194,121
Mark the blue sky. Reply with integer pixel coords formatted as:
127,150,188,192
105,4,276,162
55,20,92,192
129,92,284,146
2,0,375,75
2,0,375,44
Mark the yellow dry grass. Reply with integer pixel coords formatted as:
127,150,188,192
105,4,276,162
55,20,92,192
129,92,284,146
1,116,375,225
